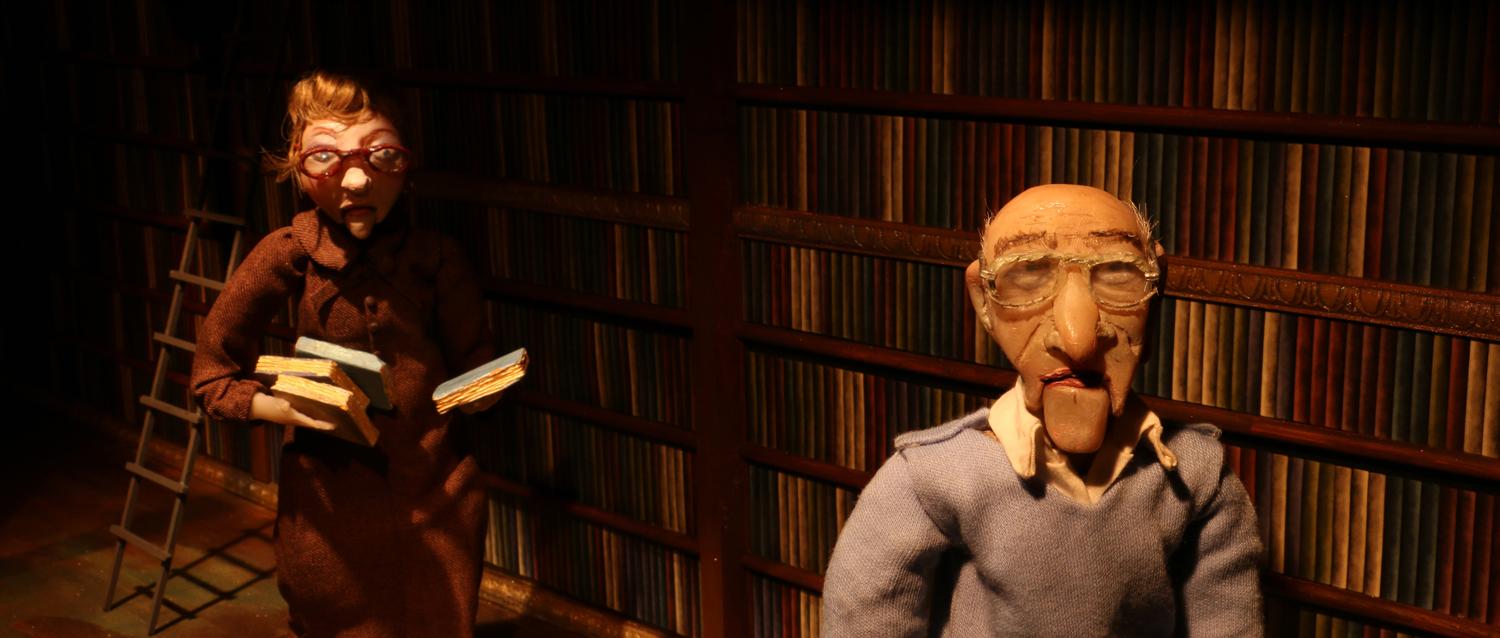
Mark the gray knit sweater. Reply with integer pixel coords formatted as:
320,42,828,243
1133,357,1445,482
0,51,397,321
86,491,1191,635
822,409,1263,637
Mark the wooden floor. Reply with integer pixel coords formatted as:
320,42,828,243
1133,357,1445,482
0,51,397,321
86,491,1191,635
0,395,584,638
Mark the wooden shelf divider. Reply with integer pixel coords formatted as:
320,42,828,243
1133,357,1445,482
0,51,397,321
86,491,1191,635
479,472,698,555
733,84,1500,153
418,171,690,231
485,277,693,330
741,445,869,491
510,390,697,450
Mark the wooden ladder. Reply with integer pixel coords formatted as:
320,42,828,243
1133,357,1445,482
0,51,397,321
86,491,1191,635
101,207,247,634
100,1,292,631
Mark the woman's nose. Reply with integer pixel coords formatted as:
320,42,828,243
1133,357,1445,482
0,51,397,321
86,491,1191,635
342,165,371,193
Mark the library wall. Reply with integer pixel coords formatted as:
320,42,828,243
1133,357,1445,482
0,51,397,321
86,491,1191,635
30,1,1500,637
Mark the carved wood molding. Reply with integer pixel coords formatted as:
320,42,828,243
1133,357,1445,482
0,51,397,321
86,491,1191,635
734,206,977,267
1165,256,1500,342
419,171,690,230
734,206,1500,342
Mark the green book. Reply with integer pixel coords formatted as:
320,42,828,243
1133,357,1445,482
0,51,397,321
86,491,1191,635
294,336,393,411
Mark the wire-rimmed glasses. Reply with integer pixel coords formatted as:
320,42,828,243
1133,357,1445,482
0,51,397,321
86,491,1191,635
977,251,1159,310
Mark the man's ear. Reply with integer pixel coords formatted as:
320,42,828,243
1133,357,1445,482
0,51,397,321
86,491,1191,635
964,260,992,330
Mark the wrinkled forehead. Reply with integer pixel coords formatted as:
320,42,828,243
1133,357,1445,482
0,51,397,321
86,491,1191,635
981,188,1143,258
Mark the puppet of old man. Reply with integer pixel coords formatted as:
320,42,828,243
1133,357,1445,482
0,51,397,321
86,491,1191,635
822,184,1263,637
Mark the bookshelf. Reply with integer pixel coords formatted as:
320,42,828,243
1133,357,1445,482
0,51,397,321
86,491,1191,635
35,0,1500,637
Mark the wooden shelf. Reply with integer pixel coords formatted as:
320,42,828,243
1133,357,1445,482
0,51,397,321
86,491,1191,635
480,472,698,555
75,129,260,163
741,445,867,491
741,554,823,593
388,68,686,100
511,390,696,450
735,205,1500,343
738,322,1500,486
70,201,190,230
485,277,692,330
733,84,1500,153
419,171,690,231
1262,573,1497,638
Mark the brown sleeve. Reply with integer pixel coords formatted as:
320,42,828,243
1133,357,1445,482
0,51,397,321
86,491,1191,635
190,227,307,425
432,234,494,375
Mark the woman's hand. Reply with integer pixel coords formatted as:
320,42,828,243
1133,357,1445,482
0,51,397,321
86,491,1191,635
250,392,337,431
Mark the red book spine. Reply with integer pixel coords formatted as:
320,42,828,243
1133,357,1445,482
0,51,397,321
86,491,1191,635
1481,3,1500,122
1299,144,1320,269
1222,138,1240,260
1192,136,1210,257
1205,137,1223,260
1309,318,1329,426
1324,320,1346,428
1452,489,1476,618
1435,486,1458,613
1365,148,1388,279
1292,316,1314,423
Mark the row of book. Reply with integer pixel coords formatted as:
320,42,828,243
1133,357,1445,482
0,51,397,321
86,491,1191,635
751,575,822,638
747,349,989,472
1225,444,1499,621
1142,298,1500,456
745,443,1497,624
67,65,213,144
53,0,682,84
484,496,702,636
744,239,1500,457
740,106,1500,293
749,465,856,575
493,303,693,428
1265,597,1423,638
751,575,1427,638
743,239,1006,364
414,89,683,197
415,200,688,308
737,0,1500,124
394,0,681,81
474,404,695,535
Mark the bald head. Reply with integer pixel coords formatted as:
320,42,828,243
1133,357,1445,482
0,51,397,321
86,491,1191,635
982,184,1153,261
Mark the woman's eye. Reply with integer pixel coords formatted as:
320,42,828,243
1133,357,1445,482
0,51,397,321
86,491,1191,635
311,151,336,162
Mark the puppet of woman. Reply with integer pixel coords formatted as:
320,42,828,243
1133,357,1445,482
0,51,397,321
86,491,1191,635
191,70,497,637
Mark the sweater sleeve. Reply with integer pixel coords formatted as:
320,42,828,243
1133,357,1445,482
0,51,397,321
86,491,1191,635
1174,462,1265,637
432,234,494,375
190,228,306,425
821,455,950,638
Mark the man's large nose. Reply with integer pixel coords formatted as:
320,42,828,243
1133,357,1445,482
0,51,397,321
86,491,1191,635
342,165,371,193
1051,272,1100,363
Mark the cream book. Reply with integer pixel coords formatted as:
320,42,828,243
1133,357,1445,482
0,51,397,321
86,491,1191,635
432,348,529,414
256,356,379,446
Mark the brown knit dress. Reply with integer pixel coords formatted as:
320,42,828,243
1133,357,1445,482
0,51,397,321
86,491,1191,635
191,209,494,637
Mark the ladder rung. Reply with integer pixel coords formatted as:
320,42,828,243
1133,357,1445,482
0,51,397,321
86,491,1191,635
184,208,246,226
139,395,202,425
153,332,196,353
109,524,171,562
169,270,226,292
126,462,189,496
